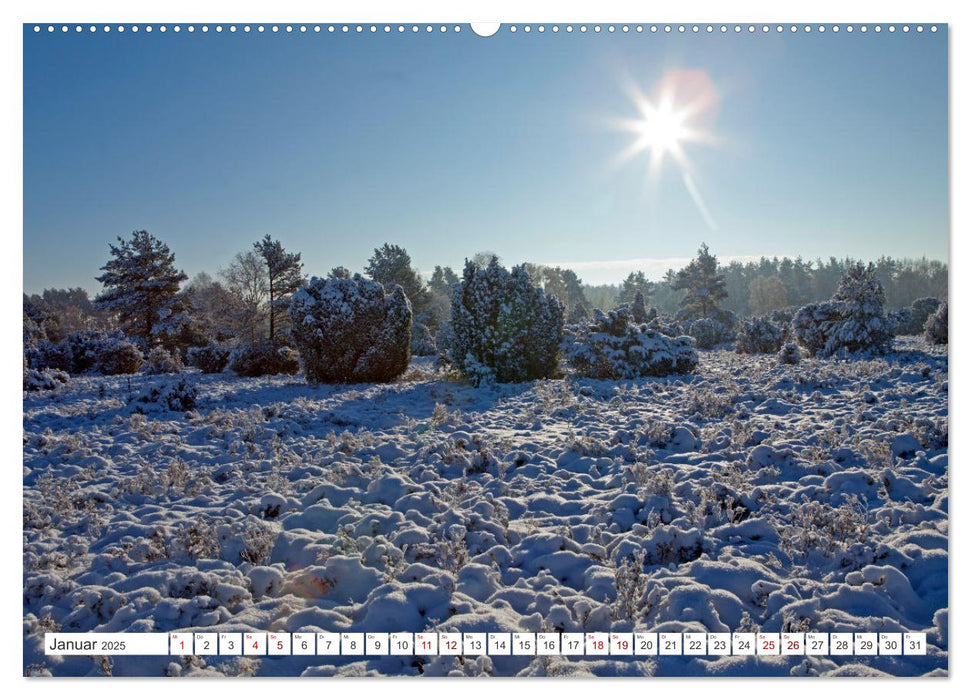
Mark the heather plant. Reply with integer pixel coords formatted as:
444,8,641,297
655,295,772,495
446,258,564,385
288,273,412,383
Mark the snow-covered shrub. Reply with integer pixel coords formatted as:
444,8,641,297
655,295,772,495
893,298,941,336
447,259,564,385
792,264,894,357
648,315,683,338
688,318,730,350
410,322,437,357
228,342,301,377
913,297,942,324
24,340,72,373
24,367,70,392
711,307,738,333
187,344,231,374
735,316,784,354
889,307,918,336
131,377,198,412
288,274,412,383
63,330,113,374
565,305,698,379
924,301,947,345
30,330,143,375
791,302,841,356
96,337,144,375
143,346,183,374
778,342,802,366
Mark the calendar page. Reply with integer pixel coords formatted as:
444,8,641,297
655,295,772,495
22,11,949,680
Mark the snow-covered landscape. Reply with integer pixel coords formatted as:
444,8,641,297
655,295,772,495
22,20,951,681
23,337,947,677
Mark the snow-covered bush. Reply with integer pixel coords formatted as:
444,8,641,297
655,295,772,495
24,340,72,373
688,318,731,350
791,302,841,356
143,346,183,375
447,259,564,385
735,317,785,354
565,305,698,379
24,367,69,392
410,323,437,357
778,342,802,366
228,342,301,377
96,337,145,375
131,377,198,412
288,274,412,383
187,344,231,374
792,263,894,357
889,308,918,336
924,301,947,345
28,330,143,375
63,330,114,374
913,297,942,324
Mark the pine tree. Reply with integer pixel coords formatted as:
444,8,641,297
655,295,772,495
95,230,188,345
671,243,728,319
365,243,430,317
254,235,304,343
631,291,649,323
429,265,459,295
616,271,654,306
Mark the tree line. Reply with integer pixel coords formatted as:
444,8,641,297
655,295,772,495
24,230,947,359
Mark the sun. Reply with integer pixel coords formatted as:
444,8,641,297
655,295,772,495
612,69,719,180
632,97,691,169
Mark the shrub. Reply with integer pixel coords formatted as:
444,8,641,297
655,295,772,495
735,317,785,354
447,259,564,385
410,323,437,357
288,274,412,383
924,301,947,344
565,306,698,379
131,377,198,412
778,342,802,366
889,307,918,336
24,340,72,373
228,342,301,377
912,297,942,324
63,330,112,374
688,318,730,350
97,337,145,375
187,344,232,373
791,302,841,356
143,346,183,374
24,367,70,392
793,264,894,357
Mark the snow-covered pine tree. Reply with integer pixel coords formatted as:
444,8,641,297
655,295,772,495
94,230,188,346
254,235,305,343
671,243,728,320
447,259,563,385
792,263,894,357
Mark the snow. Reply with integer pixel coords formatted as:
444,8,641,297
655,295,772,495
22,338,947,677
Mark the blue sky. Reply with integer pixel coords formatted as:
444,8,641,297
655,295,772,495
23,25,947,293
